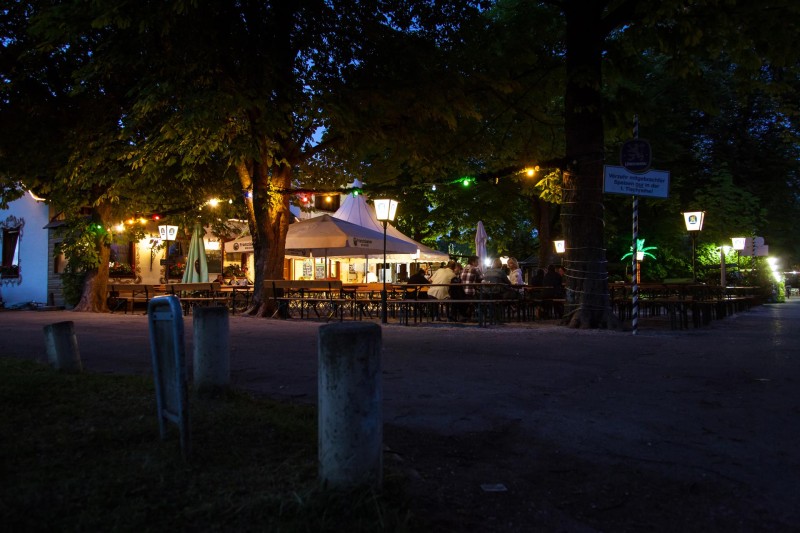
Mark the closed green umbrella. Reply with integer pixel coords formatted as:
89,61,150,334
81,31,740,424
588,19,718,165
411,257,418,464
181,223,209,283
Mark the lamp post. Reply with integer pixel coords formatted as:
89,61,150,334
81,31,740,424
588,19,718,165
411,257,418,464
682,211,705,282
374,198,398,324
732,237,745,278
158,224,179,283
720,245,730,287
636,251,644,284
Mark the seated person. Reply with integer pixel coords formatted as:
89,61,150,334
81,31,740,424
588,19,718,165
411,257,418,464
405,266,430,299
483,258,517,299
542,264,563,299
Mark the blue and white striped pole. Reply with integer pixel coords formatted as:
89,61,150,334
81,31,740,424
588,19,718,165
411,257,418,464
632,115,639,336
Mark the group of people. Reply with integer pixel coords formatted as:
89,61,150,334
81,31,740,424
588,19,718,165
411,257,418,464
406,255,566,301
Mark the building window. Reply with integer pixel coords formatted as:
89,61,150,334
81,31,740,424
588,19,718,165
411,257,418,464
54,248,65,274
0,215,23,280
109,242,135,277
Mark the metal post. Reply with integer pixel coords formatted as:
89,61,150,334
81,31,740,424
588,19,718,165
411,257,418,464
691,232,697,282
381,220,388,324
632,197,638,335
631,115,639,336
720,248,726,287
164,238,170,284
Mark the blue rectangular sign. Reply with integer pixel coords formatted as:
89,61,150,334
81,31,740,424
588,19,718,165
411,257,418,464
603,165,670,198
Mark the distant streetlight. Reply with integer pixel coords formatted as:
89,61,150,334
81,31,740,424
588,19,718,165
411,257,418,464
732,237,746,277
682,212,705,282
720,245,731,287
374,198,398,324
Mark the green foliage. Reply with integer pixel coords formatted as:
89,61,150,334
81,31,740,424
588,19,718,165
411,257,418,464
54,217,111,273
535,170,563,204
60,267,87,307
3,0,799,301
53,215,114,305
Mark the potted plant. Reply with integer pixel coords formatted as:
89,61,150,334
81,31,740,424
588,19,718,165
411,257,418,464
168,262,185,278
108,262,135,278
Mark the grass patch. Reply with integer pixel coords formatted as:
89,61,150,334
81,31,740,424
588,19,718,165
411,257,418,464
0,358,416,532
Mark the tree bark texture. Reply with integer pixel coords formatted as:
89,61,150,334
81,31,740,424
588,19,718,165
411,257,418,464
73,202,111,313
562,1,617,329
240,159,293,317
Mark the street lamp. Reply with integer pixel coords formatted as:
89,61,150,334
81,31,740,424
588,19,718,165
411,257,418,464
553,239,565,266
374,198,398,324
158,224,179,283
732,237,746,279
682,211,705,282
720,245,731,287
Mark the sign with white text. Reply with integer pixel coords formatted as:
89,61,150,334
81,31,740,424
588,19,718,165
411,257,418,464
603,165,670,198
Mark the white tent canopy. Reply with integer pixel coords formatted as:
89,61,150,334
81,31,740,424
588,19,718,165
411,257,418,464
284,214,417,257
333,180,449,263
223,215,416,258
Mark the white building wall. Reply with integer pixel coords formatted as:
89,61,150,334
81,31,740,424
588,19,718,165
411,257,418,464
1,193,50,306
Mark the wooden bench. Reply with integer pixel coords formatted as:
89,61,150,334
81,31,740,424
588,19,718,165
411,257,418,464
266,280,346,321
107,284,166,314
340,283,387,319
166,282,224,314
395,283,522,327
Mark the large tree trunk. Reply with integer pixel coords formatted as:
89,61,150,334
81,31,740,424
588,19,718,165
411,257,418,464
240,159,293,317
562,1,617,329
73,202,111,312
535,198,554,268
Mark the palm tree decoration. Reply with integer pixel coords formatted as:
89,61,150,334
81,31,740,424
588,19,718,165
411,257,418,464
621,238,657,261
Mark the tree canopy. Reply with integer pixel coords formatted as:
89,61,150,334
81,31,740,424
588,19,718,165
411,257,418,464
2,0,798,321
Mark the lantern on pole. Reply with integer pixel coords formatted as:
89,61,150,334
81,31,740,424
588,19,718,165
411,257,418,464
374,199,398,324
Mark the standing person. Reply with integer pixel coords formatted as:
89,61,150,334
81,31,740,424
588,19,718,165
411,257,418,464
460,255,484,297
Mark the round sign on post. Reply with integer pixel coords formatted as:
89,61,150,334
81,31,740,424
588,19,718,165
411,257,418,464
620,139,652,174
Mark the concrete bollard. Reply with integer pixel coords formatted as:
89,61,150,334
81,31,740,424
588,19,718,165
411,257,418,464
193,306,230,394
43,321,82,372
318,322,382,490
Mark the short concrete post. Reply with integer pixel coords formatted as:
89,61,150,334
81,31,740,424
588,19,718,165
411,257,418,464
318,322,383,490
193,306,230,394
43,321,82,372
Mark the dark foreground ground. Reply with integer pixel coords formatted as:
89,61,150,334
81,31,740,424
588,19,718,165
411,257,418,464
2,301,798,531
